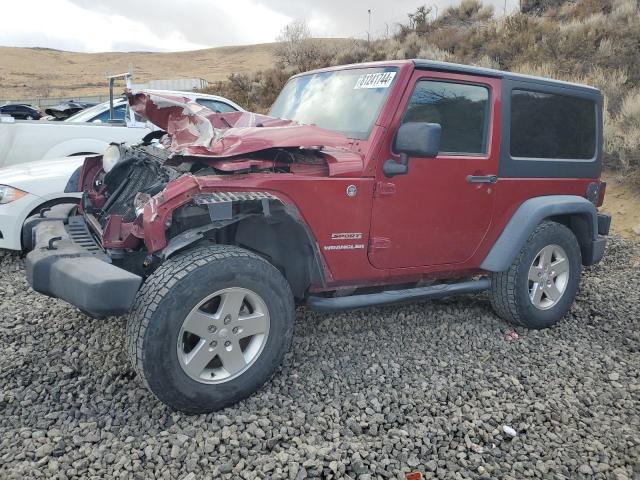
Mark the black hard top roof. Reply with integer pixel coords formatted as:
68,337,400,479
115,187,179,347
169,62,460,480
412,59,600,94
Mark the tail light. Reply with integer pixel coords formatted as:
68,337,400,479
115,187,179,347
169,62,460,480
586,181,606,207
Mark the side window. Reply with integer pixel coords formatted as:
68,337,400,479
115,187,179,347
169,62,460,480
196,99,238,113
402,80,490,155
510,90,596,160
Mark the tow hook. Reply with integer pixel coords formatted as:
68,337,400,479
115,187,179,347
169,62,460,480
47,236,62,250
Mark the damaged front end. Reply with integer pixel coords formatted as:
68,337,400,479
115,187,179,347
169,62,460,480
75,90,363,259
25,90,352,314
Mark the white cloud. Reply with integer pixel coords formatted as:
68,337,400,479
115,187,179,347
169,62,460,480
0,0,207,52
0,0,522,52
0,0,290,52
214,0,293,44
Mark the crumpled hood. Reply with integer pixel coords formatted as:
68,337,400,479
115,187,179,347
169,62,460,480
127,90,356,158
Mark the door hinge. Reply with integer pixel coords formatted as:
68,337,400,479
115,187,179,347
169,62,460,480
370,237,392,249
374,181,396,198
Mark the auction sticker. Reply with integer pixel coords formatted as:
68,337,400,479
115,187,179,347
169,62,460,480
354,71,396,89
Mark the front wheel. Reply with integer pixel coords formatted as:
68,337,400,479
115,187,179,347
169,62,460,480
489,221,582,329
127,245,294,413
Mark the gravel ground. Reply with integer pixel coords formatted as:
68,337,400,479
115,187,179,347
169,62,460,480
0,237,638,480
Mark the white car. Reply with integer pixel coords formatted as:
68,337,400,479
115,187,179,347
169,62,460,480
65,91,243,123
0,91,244,250
0,156,86,250
0,91,243,169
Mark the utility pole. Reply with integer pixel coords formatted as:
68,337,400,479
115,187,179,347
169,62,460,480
367,9,372,44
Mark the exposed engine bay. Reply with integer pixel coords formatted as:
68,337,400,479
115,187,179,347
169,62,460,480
85,141,330,228
87,144,177,226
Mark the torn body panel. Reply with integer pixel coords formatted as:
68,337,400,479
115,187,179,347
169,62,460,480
128,90,358,154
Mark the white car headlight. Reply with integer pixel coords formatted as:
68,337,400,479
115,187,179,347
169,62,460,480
103,144,122,173
0,185,27,204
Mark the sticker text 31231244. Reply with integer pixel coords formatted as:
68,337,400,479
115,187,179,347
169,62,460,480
353,72,396,90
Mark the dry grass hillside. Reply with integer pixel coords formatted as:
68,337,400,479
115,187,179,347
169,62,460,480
0,39,355,100
0,44,280,100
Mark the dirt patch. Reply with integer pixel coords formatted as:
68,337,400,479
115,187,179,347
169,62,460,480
601,170,640,239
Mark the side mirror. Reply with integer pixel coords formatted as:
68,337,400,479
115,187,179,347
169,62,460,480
384,122,441,177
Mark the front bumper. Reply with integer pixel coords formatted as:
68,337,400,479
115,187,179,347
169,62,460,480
25,206,142,317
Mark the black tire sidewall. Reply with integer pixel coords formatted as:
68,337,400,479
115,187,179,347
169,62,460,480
514,223,582,328
141,255,293,413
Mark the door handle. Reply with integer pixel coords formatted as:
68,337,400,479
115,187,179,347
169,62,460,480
466,175,497,184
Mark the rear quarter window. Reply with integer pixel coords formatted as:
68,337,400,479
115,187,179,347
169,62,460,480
510,89,596,160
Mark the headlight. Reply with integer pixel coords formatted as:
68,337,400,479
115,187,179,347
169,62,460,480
103,144,122,173
134,192,151,217
0,185,27,204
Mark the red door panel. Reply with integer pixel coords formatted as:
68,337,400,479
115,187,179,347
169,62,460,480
369,72,501,269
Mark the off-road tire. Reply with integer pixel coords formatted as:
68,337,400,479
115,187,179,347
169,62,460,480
489,221,582,329
127,244,294,414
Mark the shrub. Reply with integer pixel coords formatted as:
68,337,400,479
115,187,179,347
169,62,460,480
274,20,336,72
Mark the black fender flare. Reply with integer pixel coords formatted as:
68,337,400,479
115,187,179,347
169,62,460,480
481,195,598,272
160,193,327,298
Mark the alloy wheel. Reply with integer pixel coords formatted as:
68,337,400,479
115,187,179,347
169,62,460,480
528,244,570,310
177,287,270,383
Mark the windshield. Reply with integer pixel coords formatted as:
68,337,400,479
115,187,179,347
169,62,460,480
269,67,398,140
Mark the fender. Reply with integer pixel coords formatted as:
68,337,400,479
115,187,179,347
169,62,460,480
43,138,109,159
481,195,598,272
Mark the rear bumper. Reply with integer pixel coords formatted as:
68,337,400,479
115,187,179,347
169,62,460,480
583,235,607,266
583,213,611,266
25,206,142,317
597,212,611,236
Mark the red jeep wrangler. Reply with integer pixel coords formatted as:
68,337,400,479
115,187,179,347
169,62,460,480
25,60,610,413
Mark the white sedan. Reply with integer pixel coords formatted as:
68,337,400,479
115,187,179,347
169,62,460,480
64,90,243,123
0,156,86,250
0,91,244,170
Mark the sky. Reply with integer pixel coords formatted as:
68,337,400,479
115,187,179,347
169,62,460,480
1,0,520,53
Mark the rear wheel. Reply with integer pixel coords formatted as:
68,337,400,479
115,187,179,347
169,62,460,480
489,221,581,329
127,245,294,413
